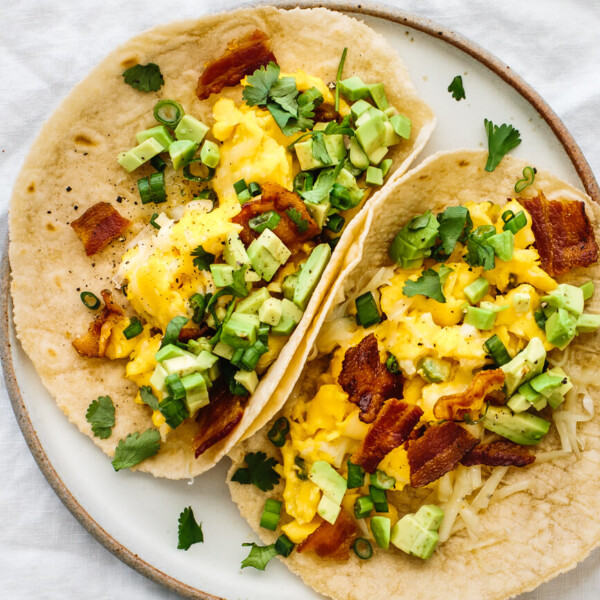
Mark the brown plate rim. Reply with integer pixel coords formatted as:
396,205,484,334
1,2,599,599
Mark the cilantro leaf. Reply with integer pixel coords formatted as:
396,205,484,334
177,507,204,550
448,75,465,101
465,225,497,270
122,63,164,93
161,315,189,348
241,542,279,570
324,114,355,137
112,429,161,471
286,208,309,233
242,62,280,107
484,119,522,172
231,451,280,491
299,162,344,205
270,77,298,116
403,269,446,303
85,395,115,439
140,386,159,411
437,206,473,255
311,132,331,165
191,245,215,271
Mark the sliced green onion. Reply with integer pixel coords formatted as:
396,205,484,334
149,213,161,229
229,378,249,397
241,340,268,371
514,166,536,193
334,47,348,113
370,470,396,490
258,323,270,344
295,456,308,480
534,308,547,330
165,373,186,400
352,537,373,560
80,291,101,310
183,160,215,183
197,188,217,201
150,155,167,172
330,183,353,210
354,495,374,519
249,210,281,234
268,417,290,448
161,316,189,348
483,334,511,366
355,292,381,327
158,396,189,428
123,317,143,340
248,182,262,197
325,214,345,233
328,236,341,250
472,224,496,241
149,172,166,203
385,354,399,374
502,210,527,234
275,534,295,557
501,210,515,223
137,176,152,204
233,179,248,195
260,499,282,531
347,460,365,489
231,347,244,368
237,190,252,203
153,99,184,128
293,171,314,194
190,293,208,324
369,486,388,512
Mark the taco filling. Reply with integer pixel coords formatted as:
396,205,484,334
232,191,600,562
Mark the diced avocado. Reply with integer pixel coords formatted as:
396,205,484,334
317,494,342,525
234,369,259,394
294,139,326,171
513,292,531,314
245,269,261,283
339,76,370,101
368,83,389,110
545,308,578,349
305,201,331,229
367,145,389,166
220,313,260,348
507,393,533,413
256,229,291,264
247,244,281,282
391,514,440,560
348,137,369,170
213,341,235,360
187,337,213,355
465,306,496,330
236,288,271,314
543,303,557,319
283,271,300,301
169,139,198,170
542,283,585,316
389,114,412,139
577,313,600,333
488,230,514,261
366,166,383,186
180,372,209,414
389,236,425,261
418,357,451,383
200,140,220,168
581,281,595,301
149,364,168,394
336,168,366,207
324,134,347,164
259,297,283,326
207,362,220,382
464,277,489,304
281,298,304,324
414,505,445,531
383,120,401,146
154,343,188,362
351,99,372,121
379,158,393,178
308,460,347,504
482,405,551,445
117,137,164,172
519,381,542,402
194,350,219,371
210,263,234,288
384,106,398,118
136,125,174,151
355,114,387,155
223,231,251,268
174,114,209,144
479,301,509,314
294,243,332,310
530,372,565,397
163,353,201,377
500,337,546,395
271,315,296,336
313,122,329,131
371,516,391,550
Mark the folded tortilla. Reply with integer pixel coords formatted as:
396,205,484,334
228,149,600,600
9,6,435,478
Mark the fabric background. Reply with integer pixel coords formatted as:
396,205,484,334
1,1,599,598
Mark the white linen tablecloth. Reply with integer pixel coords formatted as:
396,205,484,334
1,1,600,598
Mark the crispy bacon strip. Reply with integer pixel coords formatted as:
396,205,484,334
518,192,598,277
232,182,320,251
407,422,479,488
351,399,423,473
461,440,535,467
297,508,357,559
193,379,245,457
196,30,276,100
70,202,131,256
338,334,404,423
72,290,124,357
433,369,505,421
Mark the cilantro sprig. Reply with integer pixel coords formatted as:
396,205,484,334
465,225,497,270
432,205,473,260
122,63,164,93
86,395,115,439
286,208,309,233
231,451,280,491
448,75,465,101
241,542,279,570
403,268,446,303
140,386,159,411
112,429,161,471
177,507,204,550
191,245,215,271
484,119,521,172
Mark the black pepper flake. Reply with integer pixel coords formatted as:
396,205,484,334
66,186,72,192
116,196,123,203
73,206,79,210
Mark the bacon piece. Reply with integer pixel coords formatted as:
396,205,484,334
178,324,212,343
72,290,124,357
232,182,320,251
193,379,245,457
338,334,404,423
297,508,357,559
461,440,535,467
407,422,479,488
433,369,505,421
518,192,598,277
314,103,340,123
70,202,131,256
351,399,423,473
196,30,276,100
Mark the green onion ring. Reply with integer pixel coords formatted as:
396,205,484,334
514,166,537,193
183,160,215,183
501,210,515,223
80,291,101,310
153,99,184,128
123,317,143,340
268,417,290,447
352,537,373,560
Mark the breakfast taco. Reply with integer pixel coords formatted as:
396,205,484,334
228,149,600,600
9,6,435,478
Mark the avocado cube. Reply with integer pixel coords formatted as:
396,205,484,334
356,114,387,155
379,159,393,178
281,298,304,324
210,263,234,288
349,137,369,170
512,292,531,314
500,337,546,395
223,231,251,268
294,243,332,310
507,392,533,413
576,313,600,333
350,99,373,121
174,114,209,144
390,114,412,139
338,76,370,101
117,137,164,172
313,122,329,131
545,308,578,349
200,140,220,168
295,139,327,171
149,364,168,394
282,271,300,301
391,515,439,560
163,353,203,377
136,125,174,151
271,316,296,336
317,494,342,525
482,405,550,445
356,107,387,128
542,283,585,316
371,516,391,550
221,313,259,348
213,341,235,360
234,369,259,394
324,134,347,165
414,505,445,531
194,350,219,371
258,229,291,264
258,297,282,326
383,120,401,146
181,372,209,414
530,372,565,397
169,139,198,170
367,145,389,166
465,306,496,330
365,166,383,187
581,281,595,301
247,244,281,282
235,287,271,314
154,343,189,362
305,201,331,229
367,82,389,110
464,277,490,304
309,460,347,504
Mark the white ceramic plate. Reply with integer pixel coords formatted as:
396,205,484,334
2,2,599,599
